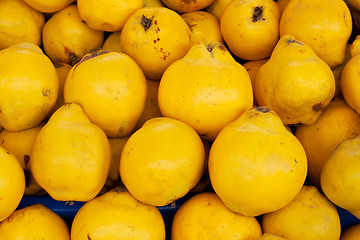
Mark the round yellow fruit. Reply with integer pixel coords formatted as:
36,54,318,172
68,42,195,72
172,192,262,240
254,35,335,125
64,50,147,138
120,117,205,206
209,107,307,216
220,0,281,60
42,4,104,65
162,0,214,13
158,42,253,141
0,123,45,196
23,0,75,13
341,223,360,240
295,96,360,188
280,0,352,69
0,0,45,50
0,204,70,239
77,0,143,32
120,7,191,80
181,11,223,47
321,135,360,219
0,146,25,222
31,103,111,202
341,53,360,115
262,185,341,240
0,42,58,132
71,188,165,240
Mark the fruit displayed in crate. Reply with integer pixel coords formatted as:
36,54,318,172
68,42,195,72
42,4,104,65
158,41,253,141
120,117,205,206
71,187,166,240
220,0,281,60
171,192,262,239
279,0,352,69
64,50,147,137
209,107,307,216
262,185,341,240
254,35,335,126
30,103,111,202
0,43,58,131
321,135,360,219
0,204,70,239
120,6,191,80
0,0,45,49
0,147,25,222
1,0,360,239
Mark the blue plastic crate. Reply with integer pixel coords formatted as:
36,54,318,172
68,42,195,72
17,193,360,235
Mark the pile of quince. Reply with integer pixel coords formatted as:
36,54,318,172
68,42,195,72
1,0,360,239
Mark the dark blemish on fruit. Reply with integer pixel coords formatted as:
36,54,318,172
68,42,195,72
71,50,108,77
256,106,271,113
286,38,304,45
154,20,158,25
81,20,86,24
155,27,160,33
206,44,213,52
312,102,323,112
42,89,50,96
218,43,227,51
6,151,10,154
157,38,160,41
24,155,30,165
87,234,92,240
64,47,81,66
252,6,265,22
1,140,4,144
186,23,197,32
294,158,297,163
153,40,157,43
141,15,153,31
81,50,108,62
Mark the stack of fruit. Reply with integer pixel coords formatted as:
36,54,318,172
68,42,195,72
1,0,360,239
